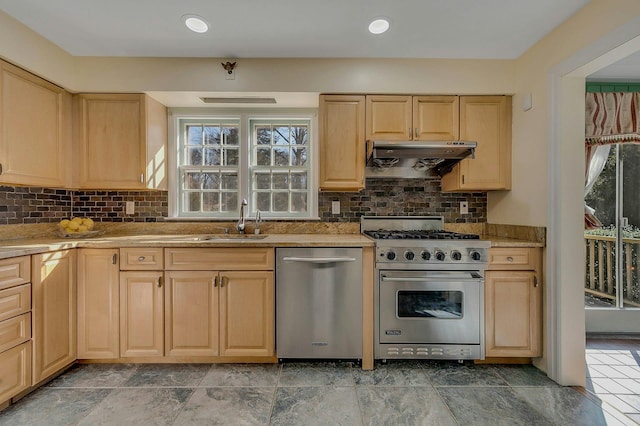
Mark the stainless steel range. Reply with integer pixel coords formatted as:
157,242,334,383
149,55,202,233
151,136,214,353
361,216,490,361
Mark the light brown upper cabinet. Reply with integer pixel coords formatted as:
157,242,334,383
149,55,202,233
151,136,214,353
366,95,459,141
0,60,71,187
319,95,366,192
74,93,167,190
441,96,512,191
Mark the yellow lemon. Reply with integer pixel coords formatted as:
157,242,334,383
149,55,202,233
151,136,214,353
77,225,88,233
59,219,70,227
82,218,95,230
67,221,80,231
72,217,83,224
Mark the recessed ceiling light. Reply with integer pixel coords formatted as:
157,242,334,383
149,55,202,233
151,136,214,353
182,14,209,33
368,18,390,35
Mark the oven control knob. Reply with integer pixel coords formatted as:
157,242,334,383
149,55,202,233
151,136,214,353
421,250,431,260
435,250,446,261
404,251,415,261
451,250,462,261
470,250,482,261
386,250,396,261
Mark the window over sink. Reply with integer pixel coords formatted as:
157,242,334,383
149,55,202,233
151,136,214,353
169,110,317,220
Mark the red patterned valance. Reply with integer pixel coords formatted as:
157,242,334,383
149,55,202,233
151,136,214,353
585,92,640,145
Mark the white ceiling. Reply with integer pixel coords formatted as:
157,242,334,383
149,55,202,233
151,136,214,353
0,0,590,59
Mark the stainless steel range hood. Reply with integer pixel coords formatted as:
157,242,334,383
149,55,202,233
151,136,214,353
366,140,477,177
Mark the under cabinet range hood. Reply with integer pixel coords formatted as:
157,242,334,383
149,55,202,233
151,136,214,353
366,140,477,177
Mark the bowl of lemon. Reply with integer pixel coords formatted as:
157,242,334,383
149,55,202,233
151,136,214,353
58,217,103,238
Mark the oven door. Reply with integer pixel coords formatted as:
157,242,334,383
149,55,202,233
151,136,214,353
378,270,482,344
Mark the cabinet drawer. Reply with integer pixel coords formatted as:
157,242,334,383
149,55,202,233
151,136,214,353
165,248,274,271
0,256,30,291
0,284,31,322
487,248,537,270
0,341,31,404
0,313,31,353
120,248,164,270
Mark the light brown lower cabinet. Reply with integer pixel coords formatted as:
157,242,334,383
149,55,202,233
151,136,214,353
32,250,76,384
77,249,119,359
165,271,219,357
0,341,31,403
484,247,542,358
119,271,164,357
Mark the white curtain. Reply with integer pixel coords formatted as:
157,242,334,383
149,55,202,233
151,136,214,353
584,144,610,229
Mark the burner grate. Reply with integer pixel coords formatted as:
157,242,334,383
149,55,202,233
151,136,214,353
364,230,479,240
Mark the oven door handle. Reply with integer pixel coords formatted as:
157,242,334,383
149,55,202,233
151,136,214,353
381,275,482,282
282,256,357,264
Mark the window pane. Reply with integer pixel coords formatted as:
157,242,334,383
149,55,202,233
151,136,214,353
203,148,220,166
291,172,307,189
256,192,270,211
202,192,218,212
224,148,239,166
186,192,201,212
184,172,201,190
204,126,221,145
274,126,290,145
223,126,239,145
221,173,238,190
187,126,202,145
187,147,203,165
291,126,308,145
292,148,307,166
221,192,238,212
255,173,271,189
273,147,290,166
273,192,289,212
272,173,288,190
256,127,272,145
202,173,219,190
256,148,271,166
291,192,307,212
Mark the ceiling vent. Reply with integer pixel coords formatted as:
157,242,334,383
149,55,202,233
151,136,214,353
200,97,277,104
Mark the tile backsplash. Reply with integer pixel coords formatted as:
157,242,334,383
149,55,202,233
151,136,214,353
0,179,486,225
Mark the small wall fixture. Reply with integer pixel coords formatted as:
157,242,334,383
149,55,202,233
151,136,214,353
221,62,237,75
368,18,390,35
182,14,209,33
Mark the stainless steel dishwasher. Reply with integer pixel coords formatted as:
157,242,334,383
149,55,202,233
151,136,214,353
276,247,363,360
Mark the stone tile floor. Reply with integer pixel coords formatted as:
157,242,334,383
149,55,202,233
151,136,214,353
586,337,640,425
0,360,635,425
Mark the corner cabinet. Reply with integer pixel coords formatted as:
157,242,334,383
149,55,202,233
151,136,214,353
31,250,76,385
441,96,512,191
366,95,459,141
318,95,366,192
74,93,167,190
485,247,542,358
0,59,71,187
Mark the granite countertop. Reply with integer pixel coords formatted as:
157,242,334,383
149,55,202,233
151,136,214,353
0,233,376,260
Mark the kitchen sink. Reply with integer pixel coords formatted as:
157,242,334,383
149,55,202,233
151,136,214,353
196,234,268,241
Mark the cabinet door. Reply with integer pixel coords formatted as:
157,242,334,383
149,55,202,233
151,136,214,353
165,271,218,357
413,96,459,140
219,271,274,357
0,342,31,404
318,95,366,191
77,249,119,359
32,250,76,384
119,271,164,357
485,270,541,357
76,93,146,189
441,96,511,191
0,60,70,187
365,95,412,140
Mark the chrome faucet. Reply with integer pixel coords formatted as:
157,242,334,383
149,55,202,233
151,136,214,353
254,209,262,234
236,199,248,234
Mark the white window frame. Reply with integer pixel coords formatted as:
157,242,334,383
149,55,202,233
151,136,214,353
168,108,318,220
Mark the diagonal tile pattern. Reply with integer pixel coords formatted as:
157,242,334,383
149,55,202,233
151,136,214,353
0,360,636,425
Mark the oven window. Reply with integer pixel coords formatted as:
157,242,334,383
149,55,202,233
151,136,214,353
397,291,463,319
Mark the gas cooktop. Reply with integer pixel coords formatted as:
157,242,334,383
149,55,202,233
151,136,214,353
364,230,480,240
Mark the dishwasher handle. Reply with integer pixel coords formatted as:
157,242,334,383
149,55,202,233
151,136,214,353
282,256,357,264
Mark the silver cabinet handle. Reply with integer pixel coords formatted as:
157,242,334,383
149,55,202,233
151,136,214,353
140,173,144,183
157,276,163,288
220,276,227,288
414,127,418,138
213,276,218,287
112,253,118,264
409,127,413,139
138,256,145,262
282,257,356,264
0,163,3,174
534,275,539,287
506,256,514,262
